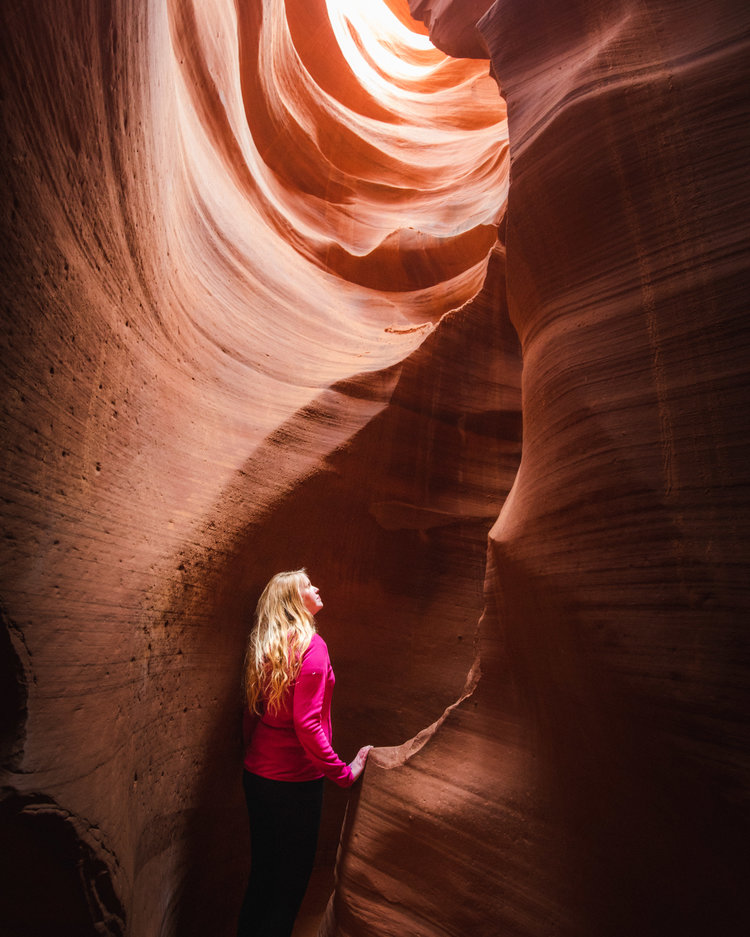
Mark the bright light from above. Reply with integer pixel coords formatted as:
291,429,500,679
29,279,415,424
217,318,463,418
325,0,444,98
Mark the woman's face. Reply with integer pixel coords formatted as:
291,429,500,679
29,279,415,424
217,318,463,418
300,579,323,615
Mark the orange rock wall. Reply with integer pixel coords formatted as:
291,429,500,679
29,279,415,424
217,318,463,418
0,0,514,934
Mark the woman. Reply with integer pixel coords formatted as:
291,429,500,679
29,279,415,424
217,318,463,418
237,569,371,937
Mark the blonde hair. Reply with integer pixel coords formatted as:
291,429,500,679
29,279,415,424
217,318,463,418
243,569,316,715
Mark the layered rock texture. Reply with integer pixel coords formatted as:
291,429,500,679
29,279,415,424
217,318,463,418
1,1,748,936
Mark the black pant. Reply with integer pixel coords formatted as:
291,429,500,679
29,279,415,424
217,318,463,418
237,771,325,937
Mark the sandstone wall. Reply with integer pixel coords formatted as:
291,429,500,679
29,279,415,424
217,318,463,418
0,1,512,934
325,1,750,936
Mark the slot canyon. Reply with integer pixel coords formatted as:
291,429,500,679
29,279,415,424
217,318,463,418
1,0,748,934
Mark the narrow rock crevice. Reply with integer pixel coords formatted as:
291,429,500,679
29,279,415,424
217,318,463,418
0,604,30,773
0,792,126,937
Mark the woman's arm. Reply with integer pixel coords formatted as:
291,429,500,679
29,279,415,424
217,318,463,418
293,673,353,786
293,637,365,787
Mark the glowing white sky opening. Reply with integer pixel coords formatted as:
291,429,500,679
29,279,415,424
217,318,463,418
325,0,445,98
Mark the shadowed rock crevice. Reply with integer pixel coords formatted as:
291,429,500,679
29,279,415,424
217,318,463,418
0,792,126,937
0,605,29,772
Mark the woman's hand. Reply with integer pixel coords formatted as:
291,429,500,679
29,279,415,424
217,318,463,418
348,745,373,782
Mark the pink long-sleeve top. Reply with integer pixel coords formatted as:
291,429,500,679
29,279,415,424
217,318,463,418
243,633,354,787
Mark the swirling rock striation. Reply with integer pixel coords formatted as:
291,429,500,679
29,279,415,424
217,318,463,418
0,0,510,934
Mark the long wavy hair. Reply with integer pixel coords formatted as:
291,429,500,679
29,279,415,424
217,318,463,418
243,569,316,715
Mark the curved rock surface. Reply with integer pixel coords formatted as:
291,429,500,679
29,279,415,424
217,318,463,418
324,2,750,936
0,0,510,934
1,1,749,936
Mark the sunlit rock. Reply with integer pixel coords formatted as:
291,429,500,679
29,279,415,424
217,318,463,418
0,0,509,933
